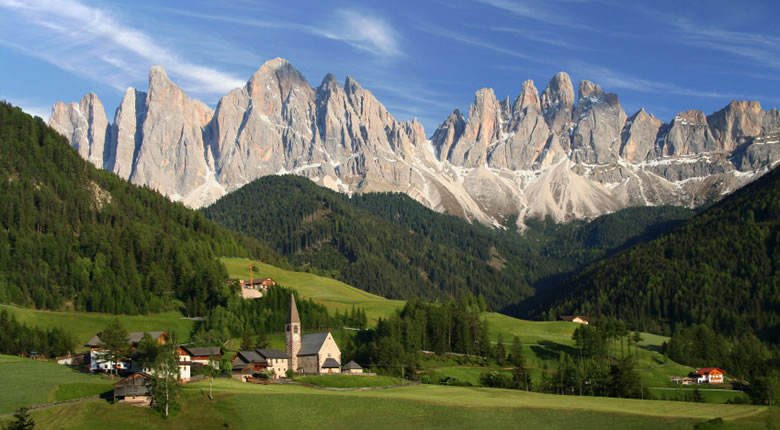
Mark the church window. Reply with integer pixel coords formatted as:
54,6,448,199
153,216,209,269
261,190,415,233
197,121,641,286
294,326,298,334
286,325,290,332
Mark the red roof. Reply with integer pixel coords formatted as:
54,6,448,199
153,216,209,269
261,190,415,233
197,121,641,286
693,368,724,375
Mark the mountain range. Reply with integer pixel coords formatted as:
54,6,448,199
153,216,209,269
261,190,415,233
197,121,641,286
49,58,780,227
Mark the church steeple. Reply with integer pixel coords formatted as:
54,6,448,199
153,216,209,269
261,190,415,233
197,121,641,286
285,294,301,373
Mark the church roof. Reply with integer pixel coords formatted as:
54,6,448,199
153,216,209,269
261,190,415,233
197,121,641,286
343,360,362,370
322,358,341,368
256,349,288,359
298,332,330,356
287,294,300,325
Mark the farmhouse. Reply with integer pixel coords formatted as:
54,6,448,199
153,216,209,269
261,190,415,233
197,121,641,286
232,350,269,382
113,372,153,406
257,349,289,378
559,316,590,324
179,346,223,364
237,277,277,299
693,368,725,384
286,294,342,375
85,331,166,372
86,330,192,381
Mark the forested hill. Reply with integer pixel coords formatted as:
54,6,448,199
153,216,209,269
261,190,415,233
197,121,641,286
0,102,276,316
523,165,780,342
202,174,693,311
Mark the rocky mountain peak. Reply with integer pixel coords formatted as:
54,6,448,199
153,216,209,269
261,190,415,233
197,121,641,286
51,59,780,228
540,72,575,136
514,80,540,114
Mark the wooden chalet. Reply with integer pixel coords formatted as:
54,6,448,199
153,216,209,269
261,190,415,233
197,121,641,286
113,372,153,406
179,346,223,364
559,315,590,325
693,368,725,384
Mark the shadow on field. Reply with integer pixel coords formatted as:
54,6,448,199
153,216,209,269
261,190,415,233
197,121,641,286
530,341,577,360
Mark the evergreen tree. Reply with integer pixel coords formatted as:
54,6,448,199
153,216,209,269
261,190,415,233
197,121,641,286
4,406,34,430
98,318,129,379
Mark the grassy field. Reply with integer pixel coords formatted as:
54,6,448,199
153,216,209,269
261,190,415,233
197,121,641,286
297,374,406,388
9,378,775,430
222,257,404,323
0,305,196,347
0,355,114,414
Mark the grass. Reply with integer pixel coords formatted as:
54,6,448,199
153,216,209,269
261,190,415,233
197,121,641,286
221,257,404,323
0,304,196,347
12,378,777,430
297,374,406,388
0,355,114,414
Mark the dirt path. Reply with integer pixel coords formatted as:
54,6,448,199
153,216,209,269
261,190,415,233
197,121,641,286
0,395,101,419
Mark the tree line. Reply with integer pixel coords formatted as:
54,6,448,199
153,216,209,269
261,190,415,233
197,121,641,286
0,102,276,316
0,309,76,358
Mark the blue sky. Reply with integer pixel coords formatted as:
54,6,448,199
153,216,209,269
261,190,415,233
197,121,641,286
1,0,779,135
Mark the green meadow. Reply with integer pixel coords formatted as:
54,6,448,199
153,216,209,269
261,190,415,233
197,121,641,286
0,305,195,347
5,377,775,430
0,355,113,414
221,257,405,323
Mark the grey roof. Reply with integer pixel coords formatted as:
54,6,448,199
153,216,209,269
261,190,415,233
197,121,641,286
298,332,330,356
182,346,222,357
256,349,288,359
343,360,362,370
322,357,341,368
287,294,300,325
236,350,266,364
85,331,166,348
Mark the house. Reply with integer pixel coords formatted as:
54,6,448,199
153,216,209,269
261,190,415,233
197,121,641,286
231,350,268,382
113,372,153,406
559,316,590,325
238,277,277,299
256,349,289,378
286,294,341,375
179,346,223,365
85,331,166,373
86,330,191,381
56,353,87,366
343,360,363,374
693,368,725,384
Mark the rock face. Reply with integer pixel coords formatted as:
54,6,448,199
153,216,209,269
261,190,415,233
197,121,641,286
49,59,780,228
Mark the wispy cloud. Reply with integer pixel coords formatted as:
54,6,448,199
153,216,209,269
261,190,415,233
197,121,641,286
570,61,752,99
418,23,539,62
0,0,245,97
317,10,402,57
476,0,591,30
157,6,402,58
484,26,576,49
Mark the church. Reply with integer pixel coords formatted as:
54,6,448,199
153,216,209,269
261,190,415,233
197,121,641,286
286,294,342,375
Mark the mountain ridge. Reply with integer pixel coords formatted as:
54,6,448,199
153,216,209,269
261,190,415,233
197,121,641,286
49,58,780,227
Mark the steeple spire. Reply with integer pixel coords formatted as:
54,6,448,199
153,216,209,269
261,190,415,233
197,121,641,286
287,293,300,325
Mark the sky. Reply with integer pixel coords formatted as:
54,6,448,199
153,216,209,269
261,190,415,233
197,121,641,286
1,0,779,135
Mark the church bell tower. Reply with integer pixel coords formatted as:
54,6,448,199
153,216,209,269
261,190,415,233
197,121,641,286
286,294,301,373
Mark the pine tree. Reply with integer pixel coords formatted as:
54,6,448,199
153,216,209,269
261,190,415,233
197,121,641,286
5,406,34,430
98,319,129,379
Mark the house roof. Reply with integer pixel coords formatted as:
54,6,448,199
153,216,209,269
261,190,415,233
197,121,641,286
86,331,166,348
182,346,222,357
693,368,725,376
322,358,341,368
298,332,330,356
113,372,152,387
287,294,300,325
256,349,288,359
235,351,267,364
343,360,362,370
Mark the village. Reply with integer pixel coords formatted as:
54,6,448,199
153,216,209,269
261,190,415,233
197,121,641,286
84,293,367,406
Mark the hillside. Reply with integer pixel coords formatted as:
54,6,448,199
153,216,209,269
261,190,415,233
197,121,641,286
524,165,780,341
3,371,772,429
203,175,693,310
0,102,276,316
